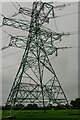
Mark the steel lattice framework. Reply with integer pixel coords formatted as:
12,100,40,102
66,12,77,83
2,1,71,108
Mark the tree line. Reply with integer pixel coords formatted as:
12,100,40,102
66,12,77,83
2,98,80,110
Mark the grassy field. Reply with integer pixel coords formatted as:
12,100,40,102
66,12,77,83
1,109,80,120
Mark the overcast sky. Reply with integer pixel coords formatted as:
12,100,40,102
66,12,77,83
1,1,78,105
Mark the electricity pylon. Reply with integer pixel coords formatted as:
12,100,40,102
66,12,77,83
2,1,71,109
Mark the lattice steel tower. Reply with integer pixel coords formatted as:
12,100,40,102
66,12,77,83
2,1,70,109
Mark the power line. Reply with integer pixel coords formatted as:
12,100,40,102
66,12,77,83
11,1,29,22
2,46,78,69
2,28,27,37
2,36,9,48
2,57,57,70
1,28,78,52
54,30,78,46
54,18,58,32
2,62,20,69
0,50,23,59
55,12,79,19
16,7,30,23
2,30,12,36
50,46,78,61
53,2,78,11
9,1,79,22
10,0,18,10
1,45,78,59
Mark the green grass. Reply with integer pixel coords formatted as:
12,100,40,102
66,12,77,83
0,110,2,120
2,109,80,120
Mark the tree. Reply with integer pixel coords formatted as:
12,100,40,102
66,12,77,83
46,104,52,110
2,105,11,110
26,104,38,110
70,98,80,109
14,104,25,110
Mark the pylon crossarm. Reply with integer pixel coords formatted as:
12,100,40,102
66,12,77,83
18,3,71,19
2,17,70,44
4,33,70,56
2,17,30,31
8,35,56,49
8,35,59,59
19,7,31,17
9,36,28,49
19,7,53,19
